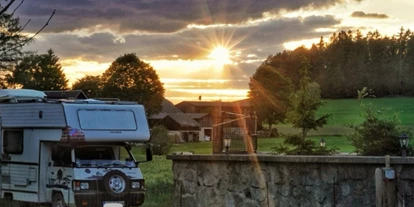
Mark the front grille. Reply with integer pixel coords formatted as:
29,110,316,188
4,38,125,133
74,192,144,207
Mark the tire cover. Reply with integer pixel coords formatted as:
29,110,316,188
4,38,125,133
103,170,130,197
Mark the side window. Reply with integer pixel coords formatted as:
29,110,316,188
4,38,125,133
3,130,23,154
119,147,130,161
51,146,72,167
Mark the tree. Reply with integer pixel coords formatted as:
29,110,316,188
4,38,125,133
6,49,68,90
149,125,172,155
0,1,55,88
0,1,31,87
287,56,331,139
273,56,333,155
72,75,103,98
101,53,165,115
347,87,409,156
248,61,293,131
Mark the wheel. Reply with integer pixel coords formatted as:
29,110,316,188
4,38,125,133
103,170,130,198
51,193,66,207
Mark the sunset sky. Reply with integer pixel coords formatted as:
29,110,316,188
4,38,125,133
10,0,414,103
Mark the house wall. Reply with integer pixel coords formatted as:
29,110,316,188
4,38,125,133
168,131,182,143
167,154,413,207
198,127,213,142
198,116,212,127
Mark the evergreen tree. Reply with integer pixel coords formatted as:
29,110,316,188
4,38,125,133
7,49,68,90
0,2,32,87
286,56,331,139
272,57,335,155
348,87,408,156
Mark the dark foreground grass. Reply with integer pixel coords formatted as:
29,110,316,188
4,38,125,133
138,156,173,207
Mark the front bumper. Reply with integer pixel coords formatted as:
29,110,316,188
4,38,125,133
74,191,145,207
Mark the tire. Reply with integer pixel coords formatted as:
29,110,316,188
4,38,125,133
102,170,130,198
51,193,66,207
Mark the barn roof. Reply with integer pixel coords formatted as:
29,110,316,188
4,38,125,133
167,113,200,128
43,90,88,100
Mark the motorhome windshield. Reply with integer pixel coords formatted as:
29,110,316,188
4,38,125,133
74,146,136,168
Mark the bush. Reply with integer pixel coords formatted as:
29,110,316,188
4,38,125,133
269,128,279,137
150,125,172,155
347,87,410,156
271,134,338,155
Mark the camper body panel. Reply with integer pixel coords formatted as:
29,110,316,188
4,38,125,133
0,129,64,203
1,129,40,199
0,103,66,128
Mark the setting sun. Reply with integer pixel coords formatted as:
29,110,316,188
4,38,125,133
208,46,232,64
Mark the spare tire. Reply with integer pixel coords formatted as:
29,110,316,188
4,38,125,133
103,170,130,198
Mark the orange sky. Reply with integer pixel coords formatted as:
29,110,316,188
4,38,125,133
15,0,414,104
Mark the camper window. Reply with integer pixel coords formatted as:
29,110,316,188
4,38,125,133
3,130,23,154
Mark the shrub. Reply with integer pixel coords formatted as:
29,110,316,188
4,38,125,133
347,87,411,156
150,125,172,155
269,128,279,137
271,134,338,155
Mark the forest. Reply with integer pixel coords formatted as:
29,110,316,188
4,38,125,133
265,28,414,98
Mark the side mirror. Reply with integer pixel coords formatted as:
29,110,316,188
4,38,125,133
146,145,153,162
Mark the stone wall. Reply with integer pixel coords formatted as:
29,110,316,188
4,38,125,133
166,154,414,207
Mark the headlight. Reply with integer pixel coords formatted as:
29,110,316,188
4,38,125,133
131,181,140,189
73,181,90,191
80,182,89,190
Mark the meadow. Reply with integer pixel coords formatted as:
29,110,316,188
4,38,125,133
140,97,414,207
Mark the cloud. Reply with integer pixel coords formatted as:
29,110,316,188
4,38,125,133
24,15,341,63
16,1,344,88
351,11,389,19
13,0,353,34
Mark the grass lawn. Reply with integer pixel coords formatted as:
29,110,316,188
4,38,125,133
138,156,173,207
275,97,414,135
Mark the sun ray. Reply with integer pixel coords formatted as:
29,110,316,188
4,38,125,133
209,46,231,64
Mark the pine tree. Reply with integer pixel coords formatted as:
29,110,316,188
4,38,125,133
7,49,68,90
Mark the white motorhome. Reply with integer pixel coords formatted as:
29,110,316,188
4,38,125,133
0,89,152,207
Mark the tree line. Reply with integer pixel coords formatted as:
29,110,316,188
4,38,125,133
265,28,414,98
2,49,165,115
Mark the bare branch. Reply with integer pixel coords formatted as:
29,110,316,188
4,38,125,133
21,18,30,30
30,9,55,40
0,0,16,15
11,0,24,15
2,9,56,55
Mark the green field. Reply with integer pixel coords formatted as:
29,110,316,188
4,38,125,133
276,97,414,135
140,97,414,207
